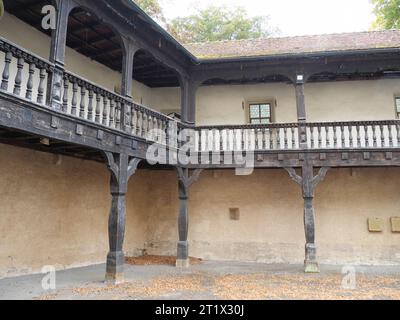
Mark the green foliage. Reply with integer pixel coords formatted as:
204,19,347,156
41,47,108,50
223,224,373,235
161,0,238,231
168,5,277,43
133,0,166,24
371,0,400,29
0,0,4,20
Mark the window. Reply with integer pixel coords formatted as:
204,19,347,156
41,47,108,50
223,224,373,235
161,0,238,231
249,103,272,124
396,97,400,118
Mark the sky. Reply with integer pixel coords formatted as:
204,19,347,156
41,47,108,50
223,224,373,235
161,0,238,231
159,0,376,37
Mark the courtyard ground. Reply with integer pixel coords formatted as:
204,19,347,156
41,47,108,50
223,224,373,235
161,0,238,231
0,259,399,300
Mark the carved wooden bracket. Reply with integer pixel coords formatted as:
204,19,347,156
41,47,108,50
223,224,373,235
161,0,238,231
127,157,141,178
285,166,330,197
104,152,142,184
176,167,203,189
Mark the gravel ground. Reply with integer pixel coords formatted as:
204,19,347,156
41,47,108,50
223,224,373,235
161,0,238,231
1,257,399,300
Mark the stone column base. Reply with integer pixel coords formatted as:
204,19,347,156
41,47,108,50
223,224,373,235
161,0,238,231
105,272,124,285
105,251,125,284
176,259,190,268
304,260,320,273
304,243,320,273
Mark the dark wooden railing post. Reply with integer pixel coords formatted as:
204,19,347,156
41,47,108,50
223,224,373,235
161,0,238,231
295,74,308,149
104,152,141,284
285,164,329,273
47,0,74,110
176,168,203,268
120,38,138,132
181,77,199,125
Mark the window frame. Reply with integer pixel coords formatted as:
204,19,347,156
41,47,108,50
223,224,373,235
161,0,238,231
395,96,400,119
246,99,275,124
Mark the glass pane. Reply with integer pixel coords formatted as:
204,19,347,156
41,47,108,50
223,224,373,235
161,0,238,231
260,104,271,117
260,118,271,124
250,104,260,118
396,98,400,113
251,119,261,124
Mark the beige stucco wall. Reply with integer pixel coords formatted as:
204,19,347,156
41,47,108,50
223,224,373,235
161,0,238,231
1,142,399,279
0,144,148,278
143,168,400,266
149,79,400,125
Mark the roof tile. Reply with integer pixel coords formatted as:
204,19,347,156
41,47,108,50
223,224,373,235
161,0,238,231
184,30,400,59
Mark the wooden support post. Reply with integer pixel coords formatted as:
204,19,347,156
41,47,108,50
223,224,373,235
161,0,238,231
104,152,141,284
175,168,203,268
295,74,308,149
120,38,138,133
285,163,329,273
48,0,75,110
121,38,137,99
181,78,199,125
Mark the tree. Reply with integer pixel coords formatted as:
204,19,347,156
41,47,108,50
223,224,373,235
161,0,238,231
133,0,167,25
0,0,4,20
168,6,278,43
371,0,400,29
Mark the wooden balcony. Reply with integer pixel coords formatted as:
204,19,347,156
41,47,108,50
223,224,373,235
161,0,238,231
1,36,400,169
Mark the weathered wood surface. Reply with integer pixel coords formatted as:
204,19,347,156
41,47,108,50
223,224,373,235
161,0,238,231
175,168,203,268
285,163,330,273
104,152,141,283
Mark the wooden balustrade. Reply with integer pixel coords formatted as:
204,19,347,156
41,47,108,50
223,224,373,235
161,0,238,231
0,38,52,105
306,121,400,149
2,37,400,154
193,124,300,152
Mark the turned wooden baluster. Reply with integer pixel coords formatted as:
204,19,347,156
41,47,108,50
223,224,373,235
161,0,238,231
365,125,370,148
380,124,385,147
349,125,354,148
25,63,35,100
136,110,142,136
37,68,46,104
310,126,315,149
220,129,224,152
397,124,400,147
317,126,322,149
79,85,86,118
142,113,147,138
116,101,121,130
333,126,338,148
131,107,137,135
283,127,288,149
62,78,69,112
356,125,361,148
389,124,394,147
109,99,115,128
291,127,296,149
276,128,281,150
269,128,274,150
325,126,330,148
231,129,236,151
13,57,24,96
148,115,154,140
71,81,78,115
372,124,377,147
1,51,12,91
102,95,108,126
239,129,244,151
87,89,94,121
340,126,345,148
95,93,101,123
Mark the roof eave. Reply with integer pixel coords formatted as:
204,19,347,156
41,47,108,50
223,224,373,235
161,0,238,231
116,0,198,63
195,47,400,64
